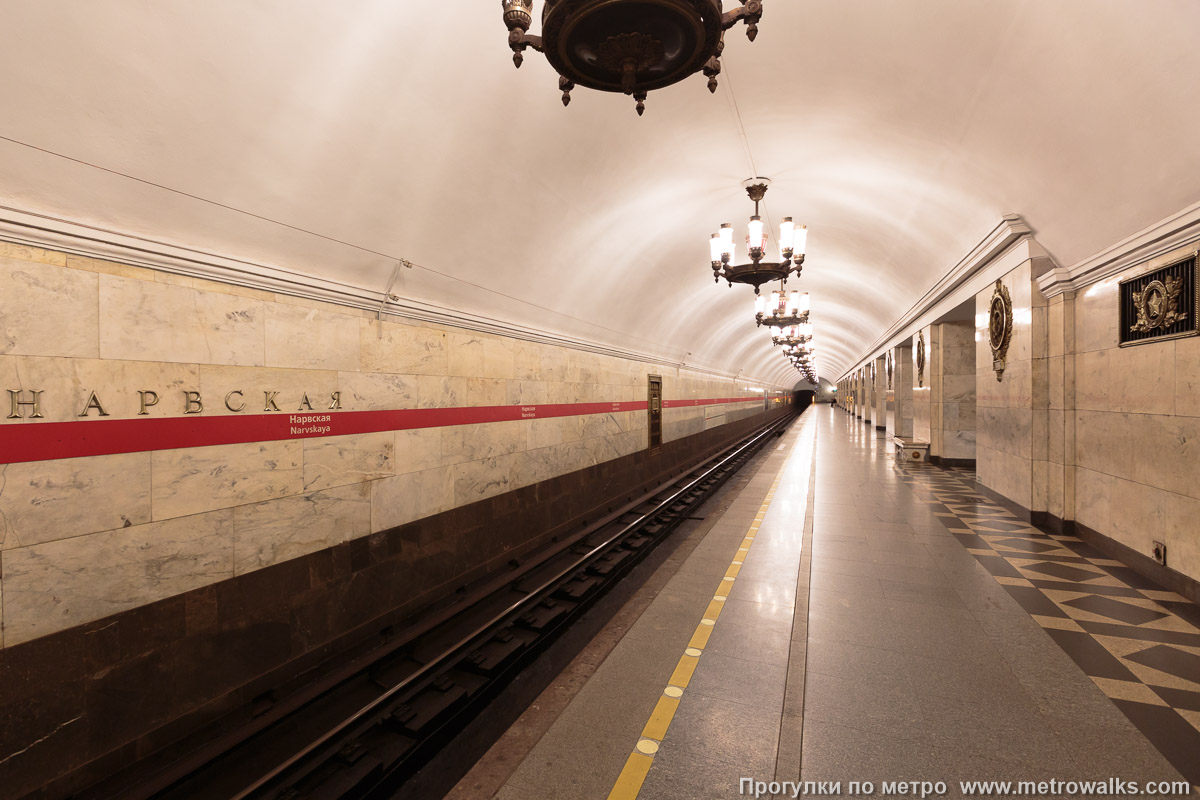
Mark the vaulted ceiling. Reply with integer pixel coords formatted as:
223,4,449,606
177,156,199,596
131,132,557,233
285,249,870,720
2,1,1198,384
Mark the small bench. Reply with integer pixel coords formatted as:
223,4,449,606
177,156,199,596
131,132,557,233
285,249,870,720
894,437,930,463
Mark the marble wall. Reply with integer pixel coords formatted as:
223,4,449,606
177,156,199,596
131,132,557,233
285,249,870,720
1067,243,1200,582
937,321,977,461
873,355,887,431
912,326,937,448
976,259,1048,509
890,344,914,440
0,243,784,647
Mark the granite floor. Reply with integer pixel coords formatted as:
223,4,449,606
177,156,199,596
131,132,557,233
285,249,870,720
455,405,1197,800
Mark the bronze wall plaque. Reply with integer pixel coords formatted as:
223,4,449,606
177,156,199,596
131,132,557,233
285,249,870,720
989,279,1013,381
1119,254,1197,346
916,330,925,388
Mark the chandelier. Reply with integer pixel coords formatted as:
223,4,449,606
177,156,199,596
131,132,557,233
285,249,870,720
502,1,764,115
789,350,817,382
781,320,817,382
771,321,813,347
756,289,809,327
710,179,805,294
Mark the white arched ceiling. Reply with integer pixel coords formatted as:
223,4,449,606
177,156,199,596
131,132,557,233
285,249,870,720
1,1,1198,386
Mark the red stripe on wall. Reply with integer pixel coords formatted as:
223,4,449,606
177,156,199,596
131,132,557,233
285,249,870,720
0,396,766,465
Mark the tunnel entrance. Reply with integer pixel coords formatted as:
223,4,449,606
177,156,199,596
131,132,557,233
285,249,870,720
794,389,815,408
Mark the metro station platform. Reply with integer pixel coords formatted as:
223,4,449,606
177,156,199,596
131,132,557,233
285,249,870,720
446,406,1200,800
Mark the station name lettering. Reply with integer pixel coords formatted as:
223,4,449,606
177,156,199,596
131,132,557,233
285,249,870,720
5,389,343,419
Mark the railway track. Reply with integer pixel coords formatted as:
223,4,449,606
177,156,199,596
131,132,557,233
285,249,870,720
92,412,795,800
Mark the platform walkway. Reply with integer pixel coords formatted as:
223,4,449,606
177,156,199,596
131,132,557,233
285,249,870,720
451,406,1197,800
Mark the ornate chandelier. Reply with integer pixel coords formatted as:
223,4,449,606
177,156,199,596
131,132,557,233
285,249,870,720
756,288,809,327
709,179,805,294
789,349,817,382
771,321,813,347
502,0,764,115
782,324,817,382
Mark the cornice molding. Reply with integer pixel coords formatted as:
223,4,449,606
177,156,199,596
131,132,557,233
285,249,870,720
837,214,1034,381
1037,201,1200,298
0,205,784,389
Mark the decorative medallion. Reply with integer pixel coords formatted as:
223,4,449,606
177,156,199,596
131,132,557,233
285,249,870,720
916,330,925,388
886,351,893,389
1119,255,1197,346
988,279,1013,382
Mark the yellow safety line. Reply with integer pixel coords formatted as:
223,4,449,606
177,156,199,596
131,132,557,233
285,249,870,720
605,451,791,800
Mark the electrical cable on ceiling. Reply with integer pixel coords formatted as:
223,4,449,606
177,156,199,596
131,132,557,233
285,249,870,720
0,132,676,352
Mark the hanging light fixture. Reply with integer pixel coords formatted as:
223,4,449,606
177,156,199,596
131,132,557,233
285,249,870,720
710,178,806,294
771,321,813,348
502,0,764,116
755,288,809,327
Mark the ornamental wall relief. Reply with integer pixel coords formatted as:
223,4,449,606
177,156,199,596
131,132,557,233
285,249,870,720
916,330,925,388
988,279,1013,382
1119,255,1197,346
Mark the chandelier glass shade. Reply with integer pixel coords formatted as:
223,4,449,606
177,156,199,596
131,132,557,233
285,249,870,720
710,180,805,294
502,0,764,115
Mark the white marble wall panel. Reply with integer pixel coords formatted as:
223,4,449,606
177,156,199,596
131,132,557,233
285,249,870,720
0,257,98,358
1075,467,1113,534
302,432,394,492
0,453,151,549
233,484,370,574
526,417,582,450
361,319,447,376
1106,341,1175,415
442,421,525,465
482,337,516,380
100,275,264,366
2,509,234,645
151,441,303,520
580,412,624,440
540,347,577,383
513,342,541,380
506,380,551,406
939,322,977,461
451,377,508,407
264,302,360,371
371,466,455,531
1074,278,1120,354
453,453,520,506
585,431,627,464
1175,336,1200,417
448,331,486,377
515,446,562,487
395,428,443,473
1160,488,1200,580
977,443,1031,508
338,370,419,411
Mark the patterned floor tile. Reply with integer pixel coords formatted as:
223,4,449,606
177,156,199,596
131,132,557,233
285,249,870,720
1091,676,1171,705
1178,707,1200,734
894,459,1200,787
1063,595,1170,625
